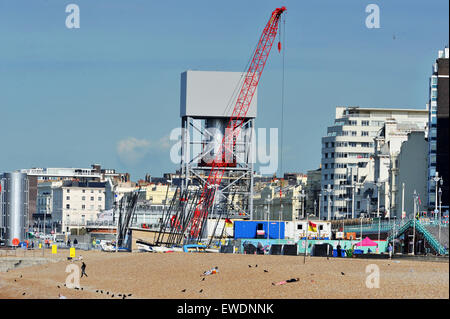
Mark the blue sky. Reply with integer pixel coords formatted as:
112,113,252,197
0,0,448,180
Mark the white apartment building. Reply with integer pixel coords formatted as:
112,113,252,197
320,106,428,220
53,181,107,234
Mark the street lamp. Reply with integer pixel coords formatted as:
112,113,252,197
318,192,322,220
299,190,306,219
279,203,283,243
265,195,272,241
366,195,370,218
433,172,442,220
412,190,418,256
325,185,332,221
376,181,382,244
360,212,363,241
314,200,317,217
344,197,351,220
438,187,443,255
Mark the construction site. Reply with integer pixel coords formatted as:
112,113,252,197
1,5,449,301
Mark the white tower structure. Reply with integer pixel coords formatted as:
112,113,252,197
179,70,257,219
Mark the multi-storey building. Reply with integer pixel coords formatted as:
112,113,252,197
374,120,428,218
35,181,63,231
320,106,428,220
19,164,130,226
395,131,428,219
427,47,449,213
253,183,303,221
305,168,321,217
53,181,107,234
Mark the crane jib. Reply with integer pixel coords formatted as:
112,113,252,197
188,7,287,239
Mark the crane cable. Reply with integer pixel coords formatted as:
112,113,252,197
280,14,286,179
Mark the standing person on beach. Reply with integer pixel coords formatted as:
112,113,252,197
388,243,393,259
81,262,88,278
336,243,342,258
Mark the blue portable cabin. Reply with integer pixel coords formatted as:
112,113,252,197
234,220,285,239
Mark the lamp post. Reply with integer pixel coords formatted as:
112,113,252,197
314,200,317,217
433,172,442,220
376,181,382,243
265,195,272,241
401,182,405,220
352,184,355,220
296,190,306,220
366,195,370,218
438,187,442,255
325,184,332,221
412,190,417,256
360,213,363,241
345,198,351,220
318,192,322,220
279,203,283,244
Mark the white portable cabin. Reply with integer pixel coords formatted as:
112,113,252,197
284,220,331,240
204,219,234,239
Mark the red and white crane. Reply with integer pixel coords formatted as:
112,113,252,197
188,6,287,239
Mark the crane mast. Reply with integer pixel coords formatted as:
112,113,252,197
188,6,287,239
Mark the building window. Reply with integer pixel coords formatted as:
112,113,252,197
82,190,86,193
66,189,70,193
66,204,70,209
82,205,85,210
98,197,102,201
91,190,94,193
66,196,70,200
98,205,102,209
431,90,437,98
361,131,369,136
362,120,369,126
91,197,94,201
430,141,437,152
351,131,357,136
297,224,303,230
82,196,85,200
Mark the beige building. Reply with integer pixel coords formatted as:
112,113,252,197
253,182,304,221
143,184,177,205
